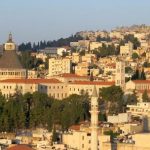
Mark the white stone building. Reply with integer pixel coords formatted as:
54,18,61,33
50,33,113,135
48,58,72,77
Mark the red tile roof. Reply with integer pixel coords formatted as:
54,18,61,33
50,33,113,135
69,125,80,131
133,80,150,84
0,78,61,84
71,81,115,85
57,73,89,78
7,145,33,150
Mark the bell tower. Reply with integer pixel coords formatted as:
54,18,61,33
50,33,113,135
8,32,13,42
4,33,16,51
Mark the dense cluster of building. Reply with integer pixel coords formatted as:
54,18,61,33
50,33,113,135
1,25,150,149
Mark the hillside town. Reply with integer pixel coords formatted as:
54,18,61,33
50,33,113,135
1,25,150,150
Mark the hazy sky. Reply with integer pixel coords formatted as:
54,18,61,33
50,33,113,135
0,0,150,43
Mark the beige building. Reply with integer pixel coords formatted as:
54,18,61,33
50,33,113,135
28,70,38,79
125,80,150,100
62,123,110,150
109,31,123,39
50,73,90,83
108,113,131,124
0,78,69,100
75,62,90,76
68,81,115,96
90,42,102,51
103,141,150,150
127,102,150,116
120,42,133,57
81,54,96,63
0,78,114,100
35,53,47,62
48,58,72,77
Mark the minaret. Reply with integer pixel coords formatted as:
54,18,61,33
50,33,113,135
90,85,99,150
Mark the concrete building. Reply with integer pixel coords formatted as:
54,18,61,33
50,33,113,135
75,62,90,76
68,81,115,96
63,125,110,150
35,53,47,62
90,42,102,51
127,102,150,116
120,42,133,57
48,58,72,77
0,77,114,100
108,113,131,124
109,31,123,39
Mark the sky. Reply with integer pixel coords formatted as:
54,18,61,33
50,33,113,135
0,0,150,43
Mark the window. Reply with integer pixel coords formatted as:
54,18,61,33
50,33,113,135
82,136,84,140
65,93,67,97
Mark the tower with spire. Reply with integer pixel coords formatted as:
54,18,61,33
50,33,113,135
4,33,16,51
90,85,99,150
115,60,125,89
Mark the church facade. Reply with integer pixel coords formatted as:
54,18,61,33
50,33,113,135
0,33,27,80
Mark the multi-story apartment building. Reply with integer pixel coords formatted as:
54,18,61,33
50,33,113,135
48,58,72,77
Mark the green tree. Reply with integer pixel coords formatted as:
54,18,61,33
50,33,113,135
124,34,140,49
52,126,58,143
131,68,146,80
125,67,133,74
100,85,124,115
141,69,146,80
142,90,150,102
125,92,137,106
132,53,139,60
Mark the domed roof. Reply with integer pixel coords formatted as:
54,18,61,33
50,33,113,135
0,51,24,69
